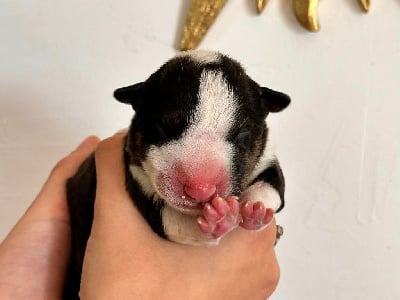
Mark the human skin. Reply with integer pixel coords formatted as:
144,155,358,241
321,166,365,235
0,133,280,300
0,135,100,299
81,133,280,300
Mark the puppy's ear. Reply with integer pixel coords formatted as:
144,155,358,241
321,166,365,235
260,87,291,113
113,82,145,109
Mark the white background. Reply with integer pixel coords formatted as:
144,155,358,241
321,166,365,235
1,1,399,299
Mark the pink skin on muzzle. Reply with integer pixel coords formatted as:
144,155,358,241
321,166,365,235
175,161,228,203
157,160,229,210
184,182,216,202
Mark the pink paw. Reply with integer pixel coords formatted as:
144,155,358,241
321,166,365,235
197,195,240,239
239,200,274,230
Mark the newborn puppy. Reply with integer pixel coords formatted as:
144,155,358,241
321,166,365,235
64,50,290,299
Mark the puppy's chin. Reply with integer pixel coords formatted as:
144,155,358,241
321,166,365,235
164,197,204,215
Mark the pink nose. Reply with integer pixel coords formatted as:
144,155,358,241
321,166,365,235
184,183,216,202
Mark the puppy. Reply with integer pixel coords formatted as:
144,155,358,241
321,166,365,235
64,50,290,299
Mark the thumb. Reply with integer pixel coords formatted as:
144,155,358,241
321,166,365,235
94,132,127,206
91,132,152,237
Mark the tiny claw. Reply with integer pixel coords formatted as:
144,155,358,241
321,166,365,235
239,201,275,230
240,200,254,218
252,202,266,220
197,216,214,233
204,203,220,222
198,195,240,239
227,196,240,215
212,196,230,216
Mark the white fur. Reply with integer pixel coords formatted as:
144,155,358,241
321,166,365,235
128,66,281,244
243,136,281,211
138,70,239,245
240,181,281,212
129,165,156,198
162,206,220,246
176,50,220,64
194,70,237,134
141,70,237,206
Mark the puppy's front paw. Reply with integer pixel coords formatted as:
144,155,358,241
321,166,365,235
197,196,240,239
239,200,274,230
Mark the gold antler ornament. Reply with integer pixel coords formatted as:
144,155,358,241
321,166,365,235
257,0,268,14
359,0,370,12
293,0,320,32
180,0,228,51
179,0,371,50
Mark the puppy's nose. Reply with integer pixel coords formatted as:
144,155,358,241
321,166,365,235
184,183,216,202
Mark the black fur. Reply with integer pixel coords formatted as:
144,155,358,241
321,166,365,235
64,52,290,299
64,144,166,300
64,154,96,300
123,148,166,237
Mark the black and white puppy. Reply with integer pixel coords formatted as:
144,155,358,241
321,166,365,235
64,50,290,299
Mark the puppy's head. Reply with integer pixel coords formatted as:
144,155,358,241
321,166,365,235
114,50,290,214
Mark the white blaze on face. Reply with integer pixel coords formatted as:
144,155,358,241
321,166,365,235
141,70,238,211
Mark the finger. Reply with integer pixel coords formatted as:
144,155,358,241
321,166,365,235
28,136,100,221
94,132,127,203
45,135,101,188
0,220,72,299
221,217,278,249
0,136,100,299
2,135,100,237
91,132,155,240
92,132,134,223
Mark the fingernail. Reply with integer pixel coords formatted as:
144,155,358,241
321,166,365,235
76,136,100,150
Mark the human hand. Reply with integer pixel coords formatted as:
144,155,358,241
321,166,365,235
0,133,280,300
0,136,100,299
80,133,280,300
